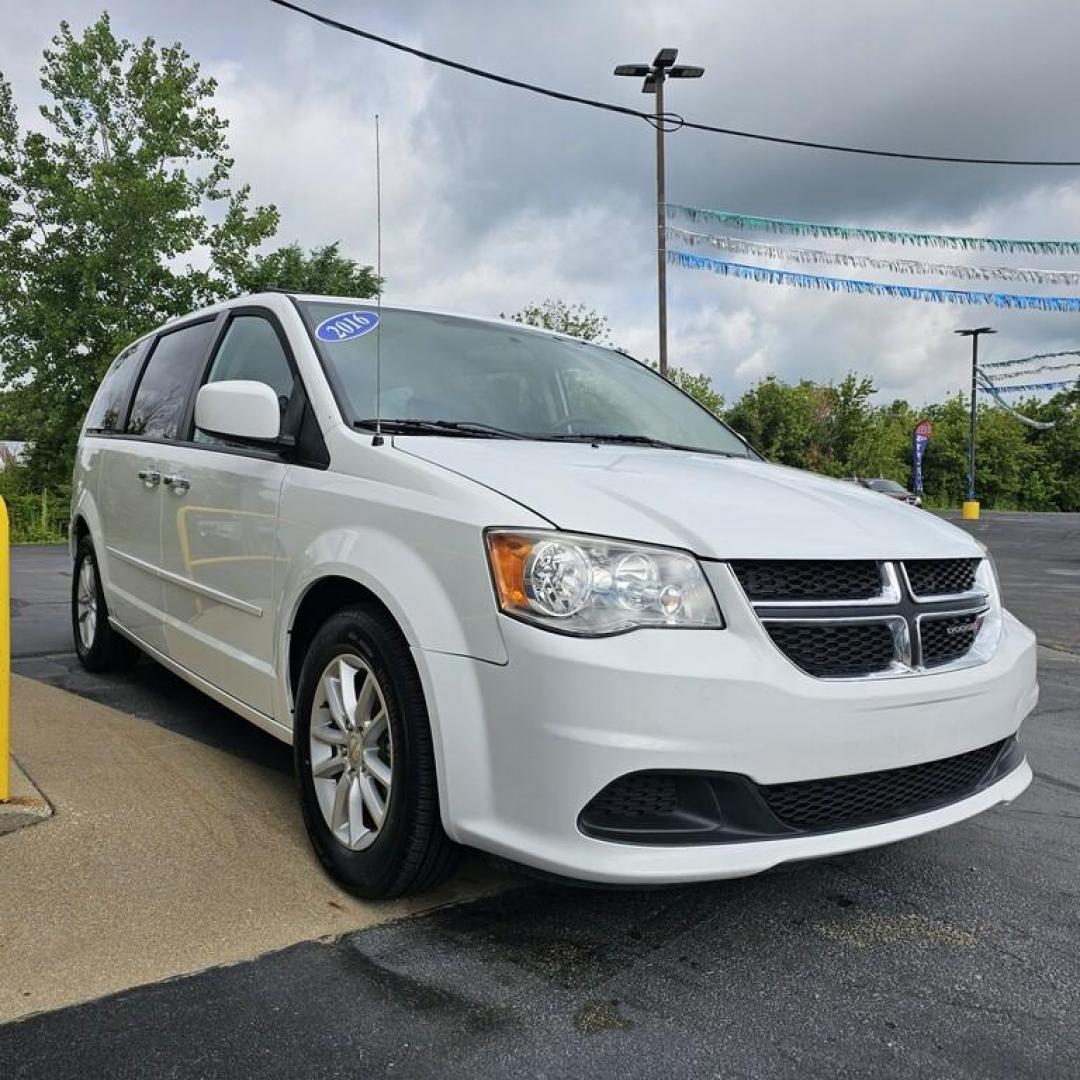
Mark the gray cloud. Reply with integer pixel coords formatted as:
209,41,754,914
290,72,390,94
4,0,1080,406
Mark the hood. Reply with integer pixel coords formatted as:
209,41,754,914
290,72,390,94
395,437,981,560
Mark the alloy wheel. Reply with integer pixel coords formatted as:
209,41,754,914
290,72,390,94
76,557,98,650
309,654,394,851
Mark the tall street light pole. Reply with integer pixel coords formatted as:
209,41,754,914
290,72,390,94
955,326,996,520
615,49,704,377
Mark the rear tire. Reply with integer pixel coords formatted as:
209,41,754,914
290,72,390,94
72,535,140,673
293,604,459,898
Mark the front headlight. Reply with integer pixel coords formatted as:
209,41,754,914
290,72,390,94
485,529,724,636
970,556,1003,662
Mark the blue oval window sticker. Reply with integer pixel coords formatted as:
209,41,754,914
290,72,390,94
315,310,380,343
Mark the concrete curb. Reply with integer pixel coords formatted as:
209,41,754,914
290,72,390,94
0,756,53,835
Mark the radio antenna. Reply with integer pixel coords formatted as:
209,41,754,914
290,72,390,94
372,113,385,446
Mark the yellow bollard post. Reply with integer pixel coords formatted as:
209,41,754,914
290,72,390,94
0,495,9,802
962,500,981,521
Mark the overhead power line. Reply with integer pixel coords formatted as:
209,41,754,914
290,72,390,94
267,0,1080,167
671,120,1080,167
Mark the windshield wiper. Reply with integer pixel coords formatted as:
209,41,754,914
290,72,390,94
353,420,742,456
546,432,739,456
353,418,528,439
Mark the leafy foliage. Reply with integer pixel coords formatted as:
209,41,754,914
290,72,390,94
725,373,879,473
666,367,725,416
0,457,68,542
0,14,282,486
724,374,1080,510
507,300,725,415
504,298,613,344
234,242,381,297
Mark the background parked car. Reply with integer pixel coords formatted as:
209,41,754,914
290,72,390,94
857,477,922,507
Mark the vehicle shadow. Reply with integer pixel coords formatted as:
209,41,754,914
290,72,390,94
15,650,293,776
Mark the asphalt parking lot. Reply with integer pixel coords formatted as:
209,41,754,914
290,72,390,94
4,512,1078,1078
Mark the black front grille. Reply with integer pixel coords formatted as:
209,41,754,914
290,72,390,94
766,621,898,678
586,774,679,818
921,612,984,667
736,558,993,680
904,558,980,596
731,560,882,602
759,740,1006,831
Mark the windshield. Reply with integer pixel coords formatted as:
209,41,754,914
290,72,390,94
298,303,752,457
868,479,906,493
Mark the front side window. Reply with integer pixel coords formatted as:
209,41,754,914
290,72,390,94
84,339,148,433
194,315,295,444
127,320,217,439
299,304,751,457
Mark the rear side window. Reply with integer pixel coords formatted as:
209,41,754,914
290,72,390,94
127,320,217,440
84,340,148,433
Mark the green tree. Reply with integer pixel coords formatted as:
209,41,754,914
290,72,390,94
720,374,1080,512
0,14,278,486
850,399,918,483
666,367,724,415
917,395,971,507
235,241,381,297
724,376,827,467
504,298,612,344
505,298,726,414
1031,384,1080,509
826,373,877,473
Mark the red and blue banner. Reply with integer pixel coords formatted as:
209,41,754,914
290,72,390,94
913,420,932,496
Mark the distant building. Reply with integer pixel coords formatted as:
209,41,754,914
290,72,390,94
0,441,26,469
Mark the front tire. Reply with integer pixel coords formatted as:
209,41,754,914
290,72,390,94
72,535,140,672
293,604,459,898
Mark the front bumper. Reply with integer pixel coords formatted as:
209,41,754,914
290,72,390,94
417,565,1038,884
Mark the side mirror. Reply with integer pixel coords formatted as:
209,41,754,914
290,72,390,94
195,380,283,444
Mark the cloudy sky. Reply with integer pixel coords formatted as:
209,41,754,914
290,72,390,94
5,0,1080,405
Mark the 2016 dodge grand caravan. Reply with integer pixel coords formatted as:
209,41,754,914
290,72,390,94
71,292,1037,897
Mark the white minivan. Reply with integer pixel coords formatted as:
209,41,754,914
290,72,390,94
71,292,1037,897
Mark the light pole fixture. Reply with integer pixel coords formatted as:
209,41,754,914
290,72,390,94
615,49,704,377
955,326,996,520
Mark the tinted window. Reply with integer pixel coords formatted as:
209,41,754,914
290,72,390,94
194,315,295,445
84,340,148,433
127,321,217,439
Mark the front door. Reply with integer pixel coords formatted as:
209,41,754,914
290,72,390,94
158,311,296,717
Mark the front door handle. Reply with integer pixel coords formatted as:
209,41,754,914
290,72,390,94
163,474,191,496
137,469,161,488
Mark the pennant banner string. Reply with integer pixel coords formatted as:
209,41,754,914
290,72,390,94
975,376,1058,428
980,348,1080,369
666,227,1080,286
976,376,1077,393
668,250,1080,313
666,205,1080,256
975,360,1080,379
